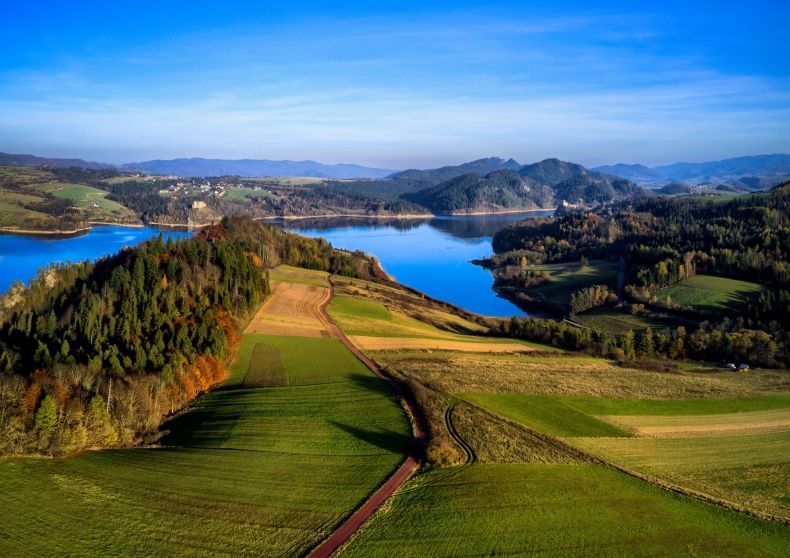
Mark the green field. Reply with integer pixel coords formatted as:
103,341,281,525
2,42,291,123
460,393,631,437
31,181,133,215
0,333,410,556
575,306,675,334
339,464,789,557
656,274,768,313
269,264,330,287
328,293,545,351
523,259,619,305
0,167,138,229
572,432,790,519
573,432,790,473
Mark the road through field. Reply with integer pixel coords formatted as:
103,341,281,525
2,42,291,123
308,275,427,558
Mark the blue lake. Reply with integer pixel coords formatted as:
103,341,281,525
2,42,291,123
274,211,553,316
0,211,551,317
0,226,191,294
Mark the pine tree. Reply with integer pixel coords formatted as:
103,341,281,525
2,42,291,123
35,395,58,433
637,327,655,357
622,330,636,360
85,395,117,446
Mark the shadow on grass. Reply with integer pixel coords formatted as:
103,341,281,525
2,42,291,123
160,396,242,448
330,420,414,455
347,373,395,397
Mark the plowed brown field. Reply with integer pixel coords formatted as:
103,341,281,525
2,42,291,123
244,280,330,337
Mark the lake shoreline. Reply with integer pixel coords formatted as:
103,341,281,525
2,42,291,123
1,207,554,237
0,221,144,239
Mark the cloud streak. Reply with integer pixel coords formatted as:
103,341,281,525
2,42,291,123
0,7,788,167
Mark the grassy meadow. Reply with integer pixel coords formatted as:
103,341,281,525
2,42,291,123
574,306,675,334
0,297,411,556
0,166,138,229
357,331,790,535
339,463,789,557
328,280,551,353
522,259,619,305
460,392,631,437
656,274,768,313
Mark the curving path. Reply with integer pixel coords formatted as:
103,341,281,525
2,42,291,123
307,275,427,558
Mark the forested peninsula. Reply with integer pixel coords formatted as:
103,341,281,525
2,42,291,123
0,218,377,455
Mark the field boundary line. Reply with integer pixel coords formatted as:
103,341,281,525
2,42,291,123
306,275,427,558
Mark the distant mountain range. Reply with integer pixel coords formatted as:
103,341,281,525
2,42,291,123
120,158,396,179
0,152,112,170
593,154,790,185
3,150,788,184
0,152,395,179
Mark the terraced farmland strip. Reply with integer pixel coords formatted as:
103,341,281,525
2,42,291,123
244,280,330,337
244,343,288,387
571,431,790,474
602,408,790,438
350,335,534,353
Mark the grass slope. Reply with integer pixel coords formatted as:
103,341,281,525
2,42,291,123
329,293,545,350
524,259,619,305
0,333,410,556
0,166,138,229
339,464,789,557
656,274,768,313
574,306,675,334
461,392,630,437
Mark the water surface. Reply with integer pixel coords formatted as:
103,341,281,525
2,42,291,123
275,211,553,317
0,226,191,293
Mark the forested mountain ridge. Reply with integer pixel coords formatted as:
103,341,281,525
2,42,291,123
398,159,647,214
0,217,376,455
389,157,522,183
518,157,587,184
552,174,649,205
0,151,395,179
401,169,554,213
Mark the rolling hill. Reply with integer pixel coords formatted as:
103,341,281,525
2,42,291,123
0,152,113,170
595,154,790,184
390,157,522,183
402,169,554,214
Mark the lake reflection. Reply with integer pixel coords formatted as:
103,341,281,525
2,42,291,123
272,211,553,317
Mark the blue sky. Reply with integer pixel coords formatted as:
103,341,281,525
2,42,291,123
1,1,788,168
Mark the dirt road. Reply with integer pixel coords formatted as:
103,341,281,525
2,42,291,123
307,276,426,558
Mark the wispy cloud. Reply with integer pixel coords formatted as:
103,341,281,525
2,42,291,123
0,8,788,166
